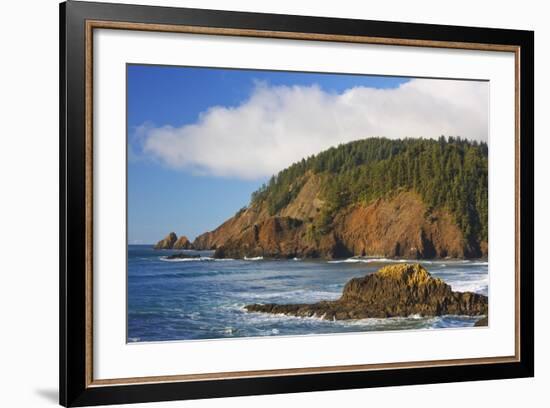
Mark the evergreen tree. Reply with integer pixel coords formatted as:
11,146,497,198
250,137,488,245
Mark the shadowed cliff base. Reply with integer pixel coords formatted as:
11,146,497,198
245,263,488,320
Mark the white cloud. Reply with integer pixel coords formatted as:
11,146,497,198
138,78,488,180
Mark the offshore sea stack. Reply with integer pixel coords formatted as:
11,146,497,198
173,235,194,250
154,232,178,249
154,232,195,250
245,264,488,320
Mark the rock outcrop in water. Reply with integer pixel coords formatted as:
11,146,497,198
245,264,488,320
154,233,195,250
154,232,178,249
165,253,201,260
173,235,194,250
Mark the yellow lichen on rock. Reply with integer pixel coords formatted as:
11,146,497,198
376,263,442,286
246,263,488,320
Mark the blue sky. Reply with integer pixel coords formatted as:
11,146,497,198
127,65,487,244
127,65,410,244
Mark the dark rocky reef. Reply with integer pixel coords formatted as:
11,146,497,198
154,232,178,250
164,253,202,260
245,264,488,320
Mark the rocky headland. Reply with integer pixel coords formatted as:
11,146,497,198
162,138,488,260
245,264,488,320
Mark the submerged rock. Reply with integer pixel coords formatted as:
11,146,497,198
165,253,201,260
245,263,488,320
154,232,178,249
474,316,488,327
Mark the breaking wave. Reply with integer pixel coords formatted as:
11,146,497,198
244,256,264,261
159,256,235,262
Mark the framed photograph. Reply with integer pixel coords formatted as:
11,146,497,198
60,1,534,406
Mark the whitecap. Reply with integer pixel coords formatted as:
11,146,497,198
466,261,489,266
237,288,340,302
159,256,235,262
328,257,407,264
447,275,489,294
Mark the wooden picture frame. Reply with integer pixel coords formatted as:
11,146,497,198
60,1,534,406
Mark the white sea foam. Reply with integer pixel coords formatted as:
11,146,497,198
328,257,408,264
243,310,441,328
327,257,488,266
237,289,341,302
465,261,489,266
338,315,440,327
244,256,264,261
449,280,489,294
159,256,235,262
160,256,213,262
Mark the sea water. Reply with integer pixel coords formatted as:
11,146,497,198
127,245,488,342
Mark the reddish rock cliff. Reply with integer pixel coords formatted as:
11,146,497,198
194,188,482,259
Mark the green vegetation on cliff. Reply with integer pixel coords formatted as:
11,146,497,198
250,137,488,246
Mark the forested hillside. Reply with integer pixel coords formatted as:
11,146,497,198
250,137,488,247
192,137,488,259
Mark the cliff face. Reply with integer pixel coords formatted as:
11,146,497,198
333,192,469,258
192,205,266,250
245,264,488,319
210,216,350,259
193,175,324,251
194,186,482,259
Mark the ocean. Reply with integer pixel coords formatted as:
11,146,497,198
127,245,488,342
